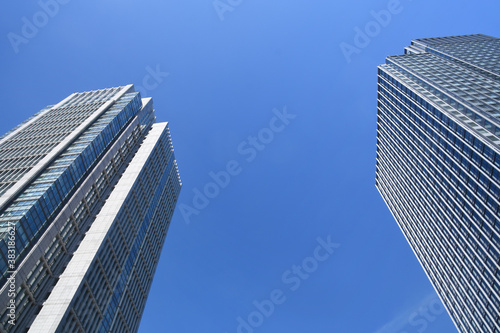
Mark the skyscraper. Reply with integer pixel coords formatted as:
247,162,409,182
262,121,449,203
375,34,500,332
0,85,182,332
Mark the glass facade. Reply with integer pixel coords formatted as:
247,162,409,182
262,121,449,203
376,35,500,332
0,85,182,332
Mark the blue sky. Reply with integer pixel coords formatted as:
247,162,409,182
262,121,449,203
1,1,499,332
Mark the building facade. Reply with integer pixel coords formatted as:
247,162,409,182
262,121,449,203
375,34,500,332
0,85,182,332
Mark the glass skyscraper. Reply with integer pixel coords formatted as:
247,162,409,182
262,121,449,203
376,34,500,332
0,85,182,332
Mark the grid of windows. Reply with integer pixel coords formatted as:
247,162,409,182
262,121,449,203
58,126,181,332
412,34,495,47
387,54,500,121
0,102,105,197
376,35,500,332
0,106,53,142
0,92,142,286
0,87,127,198
0,124,145,333
411,34,500,80
59,87,123,108
0,85,182,333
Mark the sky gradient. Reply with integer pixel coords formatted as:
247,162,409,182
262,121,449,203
1,1,500,332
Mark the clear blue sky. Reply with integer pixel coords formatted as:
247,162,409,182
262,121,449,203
1,1,499,332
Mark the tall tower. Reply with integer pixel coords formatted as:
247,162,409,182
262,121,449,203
375,35,500,332
0,85,182,332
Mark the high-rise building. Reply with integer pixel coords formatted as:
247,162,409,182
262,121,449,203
375,34,500,332
0,85,182,332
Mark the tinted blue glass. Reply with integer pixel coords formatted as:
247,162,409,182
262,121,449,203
39,197,50,218
43,192,54,213
93,134,105,153
33,202,46,222
110,118,120,136
102,126,112,144
71,157,85,182
0,256,6,273
47,186,60,208
81,148,94,169
19,217,34,239
0,242,8,262
15,228,28,253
